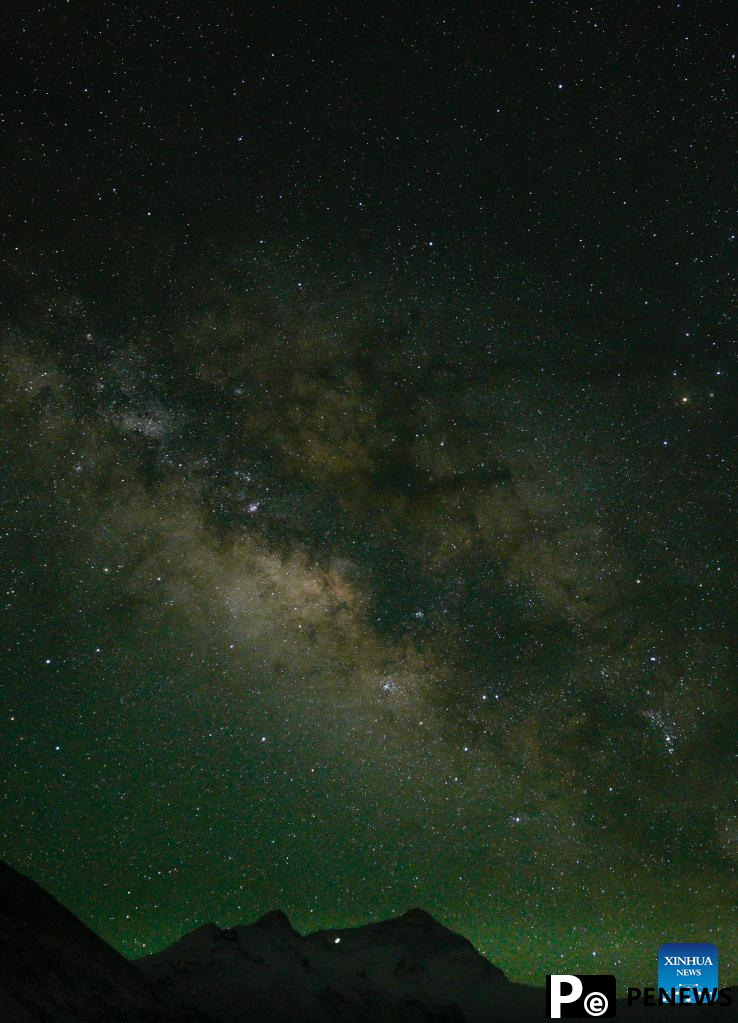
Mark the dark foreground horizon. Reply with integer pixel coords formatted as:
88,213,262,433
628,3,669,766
1,859,734,1023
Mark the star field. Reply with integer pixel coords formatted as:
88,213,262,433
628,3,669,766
1,1,736,989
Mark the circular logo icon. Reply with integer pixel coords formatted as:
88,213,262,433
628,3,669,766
584,991,609,1016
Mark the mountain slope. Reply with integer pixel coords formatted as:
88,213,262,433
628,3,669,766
306,907,543,1022
2,860,736,1023
137,909,462,1023
0,861,184,1023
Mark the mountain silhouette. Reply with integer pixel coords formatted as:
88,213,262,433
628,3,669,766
0,860,184,1023
1,860,735,1022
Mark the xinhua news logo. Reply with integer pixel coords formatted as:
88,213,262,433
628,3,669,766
547,975,616,1018
658,942,718,1003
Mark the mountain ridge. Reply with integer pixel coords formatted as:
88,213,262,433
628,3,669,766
1,860,736,1023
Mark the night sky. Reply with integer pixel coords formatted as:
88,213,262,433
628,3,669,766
1,2,736,989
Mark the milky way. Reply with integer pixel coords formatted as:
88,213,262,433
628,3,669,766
1,2,736,988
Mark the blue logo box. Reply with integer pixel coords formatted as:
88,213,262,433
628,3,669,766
658,943,718,1003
